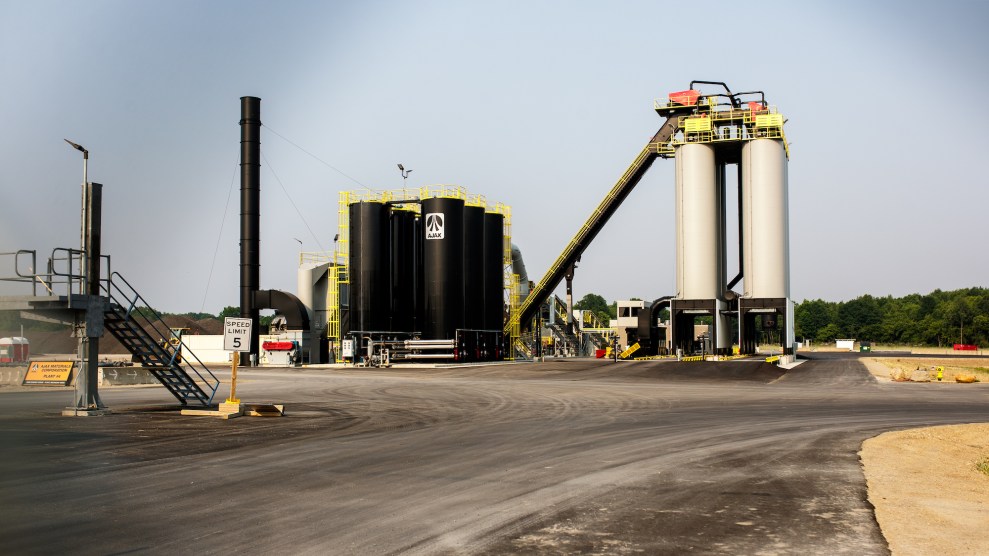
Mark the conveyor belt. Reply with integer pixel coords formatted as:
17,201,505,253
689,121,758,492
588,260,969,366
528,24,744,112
507,116,680,334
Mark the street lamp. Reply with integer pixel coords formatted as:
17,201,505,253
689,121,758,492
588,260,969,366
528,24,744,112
397,163,412,198
64,139,88,293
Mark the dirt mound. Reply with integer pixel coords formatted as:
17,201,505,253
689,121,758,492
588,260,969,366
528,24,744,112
159,315,223,336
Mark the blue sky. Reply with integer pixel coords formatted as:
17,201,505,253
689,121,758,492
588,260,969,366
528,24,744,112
2,0,988,314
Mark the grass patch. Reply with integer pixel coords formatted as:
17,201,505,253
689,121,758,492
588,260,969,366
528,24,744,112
977,457,989,477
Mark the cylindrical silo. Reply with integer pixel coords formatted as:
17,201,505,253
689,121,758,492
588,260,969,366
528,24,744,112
414,213,424,334
390,209,417,333
741,139,789,299
422,197,465,340
349,201,391,332
675,143,723,300
463,205,485,330
482,211,505,332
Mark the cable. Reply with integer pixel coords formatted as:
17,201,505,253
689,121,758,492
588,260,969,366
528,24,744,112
262,124,371,190
261,150,327,252
200,154,239,314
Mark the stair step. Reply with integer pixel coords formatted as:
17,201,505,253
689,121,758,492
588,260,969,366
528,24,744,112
101,280,218,407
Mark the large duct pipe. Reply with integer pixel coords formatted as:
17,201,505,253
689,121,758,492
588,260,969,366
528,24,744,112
510,243,530,299
240,96,261,364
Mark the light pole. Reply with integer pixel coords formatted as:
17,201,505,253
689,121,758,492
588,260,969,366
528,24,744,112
397,163,412,198
63,139,108,414
293,238,303,265
64,139,88,293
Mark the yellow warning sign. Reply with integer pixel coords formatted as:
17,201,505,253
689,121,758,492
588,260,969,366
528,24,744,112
22,361,75,386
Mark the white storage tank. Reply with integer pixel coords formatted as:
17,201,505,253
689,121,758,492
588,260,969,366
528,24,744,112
675,143,724,300
741,138,789,299
297,261,330,329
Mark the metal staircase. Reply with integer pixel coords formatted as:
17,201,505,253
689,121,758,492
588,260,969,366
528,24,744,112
548,295,580,356
102,273,219,406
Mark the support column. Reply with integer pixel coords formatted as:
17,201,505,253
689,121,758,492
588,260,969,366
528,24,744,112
65,182,110,416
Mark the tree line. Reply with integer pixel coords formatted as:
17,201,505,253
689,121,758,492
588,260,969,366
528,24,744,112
795,287,989,347
575,287,989,348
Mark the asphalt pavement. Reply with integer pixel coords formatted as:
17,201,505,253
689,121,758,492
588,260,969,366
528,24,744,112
1,354,986,555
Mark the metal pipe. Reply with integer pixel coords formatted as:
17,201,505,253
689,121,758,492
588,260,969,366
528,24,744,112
81,155,87,293
64,139,89,293
726,163,744,291
240,96,261,365
732,91,766,107
510,244,530,299
404,340,456,346
689,81,739,107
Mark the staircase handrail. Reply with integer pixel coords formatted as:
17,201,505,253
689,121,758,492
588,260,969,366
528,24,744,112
103,272,220,403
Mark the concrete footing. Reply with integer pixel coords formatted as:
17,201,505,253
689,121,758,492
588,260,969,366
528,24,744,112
180,402,285,419
62,407,113,417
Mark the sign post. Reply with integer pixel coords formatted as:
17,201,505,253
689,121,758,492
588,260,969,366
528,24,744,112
223,317,252,411
228,351,240,403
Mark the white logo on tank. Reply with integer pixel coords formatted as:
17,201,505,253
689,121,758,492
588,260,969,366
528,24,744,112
425,213,444,240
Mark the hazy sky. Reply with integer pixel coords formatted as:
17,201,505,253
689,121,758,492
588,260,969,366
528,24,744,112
2,0,987,314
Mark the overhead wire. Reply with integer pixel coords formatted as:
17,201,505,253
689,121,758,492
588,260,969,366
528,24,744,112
200,153,239,314
260,150,326,252
199,125,351,314
262,124,372,191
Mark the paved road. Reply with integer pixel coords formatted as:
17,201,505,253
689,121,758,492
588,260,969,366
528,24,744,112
1,354,986,555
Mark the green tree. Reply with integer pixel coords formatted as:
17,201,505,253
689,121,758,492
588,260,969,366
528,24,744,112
218,306,240,319
575,293,612,322
794,299,833,341
816,323,842,343
837,295,881,339
948,296,976,344
175,312,216,321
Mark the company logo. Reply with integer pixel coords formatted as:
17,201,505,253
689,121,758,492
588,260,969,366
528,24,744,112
425,212,444,239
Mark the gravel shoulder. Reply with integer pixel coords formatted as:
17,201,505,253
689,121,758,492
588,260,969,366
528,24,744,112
858,356,989,553
861,423,989,556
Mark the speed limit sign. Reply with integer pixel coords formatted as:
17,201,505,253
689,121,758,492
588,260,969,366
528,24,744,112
224,317,253,351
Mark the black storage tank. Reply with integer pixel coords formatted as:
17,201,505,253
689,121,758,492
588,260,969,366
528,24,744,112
422,197,464,340
390,208,417,333
414,212,424,335
349,201,391,333
463,205,486,330
482,211,505,332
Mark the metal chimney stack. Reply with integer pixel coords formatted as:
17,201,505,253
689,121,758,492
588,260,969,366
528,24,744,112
240,96,261,364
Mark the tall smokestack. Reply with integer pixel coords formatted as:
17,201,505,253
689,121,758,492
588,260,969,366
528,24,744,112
240,96,261,364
